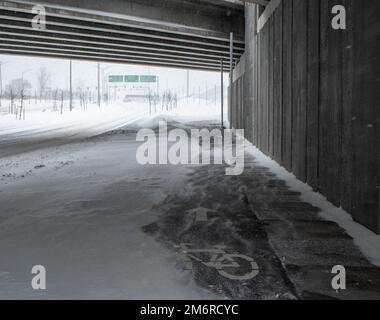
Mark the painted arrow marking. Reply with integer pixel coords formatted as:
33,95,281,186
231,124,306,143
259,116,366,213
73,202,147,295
187,207,217,222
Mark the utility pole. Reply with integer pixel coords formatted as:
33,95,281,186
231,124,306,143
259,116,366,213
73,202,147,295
221,58,224,128
0,61,5,108
20,69,31,121
99,65,110,104
97,62,101,108
214,84,217,106
69,59,73,111
186,70,189,98
229,32,234,129
0,64,2,108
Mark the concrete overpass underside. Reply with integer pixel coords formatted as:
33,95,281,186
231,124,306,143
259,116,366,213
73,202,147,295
0,0,250,71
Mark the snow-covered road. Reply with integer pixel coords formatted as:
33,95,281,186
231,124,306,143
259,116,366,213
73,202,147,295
0,116,379,300
0,128,217,299
0,108,147,158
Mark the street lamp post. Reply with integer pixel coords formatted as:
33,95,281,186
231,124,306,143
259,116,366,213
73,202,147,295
69,59,73,111
0,61,8,108
92,63,110,107
20,69,31,120
97,62,100,108
100,65,110,105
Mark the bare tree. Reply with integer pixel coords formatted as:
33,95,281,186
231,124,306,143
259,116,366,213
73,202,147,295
5,82,16,114
154,93,159,113
78,88,87,111
76,81,88,111
36,67,51,101
52,88,59,111
18,79,31,120
174,93,178,109
161,92,166,111
7,78,31,120
166,91,173,110
60,90,64,115
147,89,153,115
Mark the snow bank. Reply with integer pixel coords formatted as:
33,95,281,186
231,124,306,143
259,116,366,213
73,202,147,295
126,99,223,130
244,139,380,267
0,98,222,134
0,100,149,134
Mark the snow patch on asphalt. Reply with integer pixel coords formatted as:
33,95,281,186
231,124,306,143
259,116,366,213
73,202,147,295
244,140,380,267
0,132,219,299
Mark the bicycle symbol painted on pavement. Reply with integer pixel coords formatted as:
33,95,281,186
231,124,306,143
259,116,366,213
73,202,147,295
175,243,259,281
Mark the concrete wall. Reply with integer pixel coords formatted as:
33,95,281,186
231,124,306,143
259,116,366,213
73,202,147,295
230,0,380,234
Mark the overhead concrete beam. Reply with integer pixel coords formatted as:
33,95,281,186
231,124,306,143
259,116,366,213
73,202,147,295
0,17,243,54
0,0,245,70
0,9,245,49
13,0,245,40
0,30,242,60
0,37,234,64
0,48,227,72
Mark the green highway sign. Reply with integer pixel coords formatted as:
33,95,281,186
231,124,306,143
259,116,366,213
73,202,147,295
108,75,124,83
139,75,157,83
125,75,140,83
108,75,158,83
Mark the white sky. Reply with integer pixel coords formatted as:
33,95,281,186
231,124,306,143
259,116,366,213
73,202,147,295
0,54,227,95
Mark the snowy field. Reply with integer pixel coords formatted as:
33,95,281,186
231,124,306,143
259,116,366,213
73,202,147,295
0,98,223,158
0,97,222,133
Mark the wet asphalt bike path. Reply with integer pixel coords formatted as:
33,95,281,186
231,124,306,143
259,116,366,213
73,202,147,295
142,123,380,300
143,162,298,300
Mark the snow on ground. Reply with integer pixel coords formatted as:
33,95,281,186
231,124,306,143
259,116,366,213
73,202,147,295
0,97,222,136
0,129,219,299
0,99,149,136
0,99,226,299
2,98,377,299
243,139,380,267
0,98,224,159
128,98,223,129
